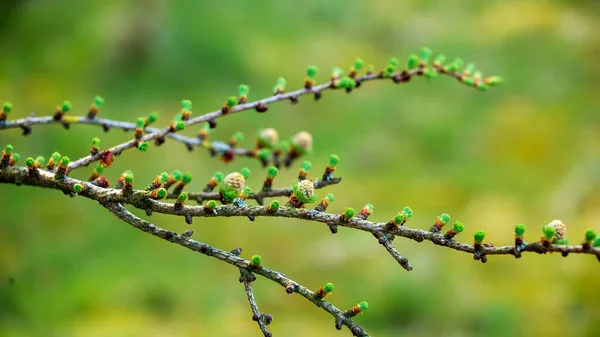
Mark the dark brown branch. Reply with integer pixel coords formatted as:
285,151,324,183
102,202,369,337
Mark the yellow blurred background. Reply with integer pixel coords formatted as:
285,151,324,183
1,1,600,336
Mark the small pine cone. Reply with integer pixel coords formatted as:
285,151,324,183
291,131,313,153
547,219,567,240
296,179,315,201
224,172,245,193
258,128,279,148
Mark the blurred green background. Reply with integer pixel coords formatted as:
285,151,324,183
1,0,600,336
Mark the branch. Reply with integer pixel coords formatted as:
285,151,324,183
239,268,273,337
2,166,597,263
58,64,481,171
170,177,342,205
0,114,259,159
102,202,369,336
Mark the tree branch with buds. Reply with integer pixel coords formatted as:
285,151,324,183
3,47,595,336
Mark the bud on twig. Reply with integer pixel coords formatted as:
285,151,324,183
322,154,339,181
430,213,451,233
298,161,311,180
314,193,334,212
204,172,224,192
344,301,369,318
288,179,317,208
173,173,193,195
314,282,334,299
444,221,465,240
357,203,373,220
262,166,278,192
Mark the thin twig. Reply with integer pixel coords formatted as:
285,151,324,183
102,202,368,336
0,115,256,157
240,269,272,337
65,67,463,171
170,177,342,204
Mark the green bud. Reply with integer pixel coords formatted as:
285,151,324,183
464,63,476,75
181,99,192,111
585,229,596,243
298,161,311,173
325,193,334,203
171,170,182,181
593,237,600,247
226,96,237,108
462,77,475,86
251,255,261,267
323,282,334,293
136,117,146,129
238,85,249,98
95,164,104,174
273,77,287,94
2,102,12,113
474,230,485,244
158,172,169,183
92,137,100,147
553,238,569,245
407,54,419,70
307,65,318,79
147,112,159,123
241,167,251,179
353,58,364,70
182,172,193,184
363,203,374,214
453,221,465,233
60,156,70,166
138,142,149,152
258,148,271,160
402,206,413,219
93,96,104,107
344,207,355,219
25,157,34,168
329,154,340,166
439,213,451,225
51,151,61,163
477,82,488,92
444,58,464,72
155,188,167,199
267,166,278,178
35,156,45,166
331,67,343,77
178,192,188,202
424,69,438,79
11,153,19,162
388,57,399,68
358,301,369,311
419,47,432,63
175,121,185,131
515,224,526,237
4,145,13,154
124,173,134,185
485,76,503,86
232,131,244,143
214,172,224,183
206,200,217,210
73,183,84,193
61,101,72,113
434,54,446,65
241,186,251,197
543,225,556,240
269,200,280,211
393,214,405,225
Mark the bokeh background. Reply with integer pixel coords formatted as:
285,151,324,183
1,1,600,336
